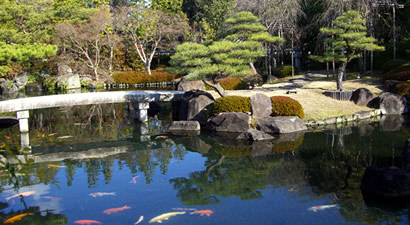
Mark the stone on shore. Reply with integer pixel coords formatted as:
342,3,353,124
368,92,408,115
256,116,307,134
250,93,272,118
177,80,205,91
350,88,374,106
207,112,251,133
177,90,214,124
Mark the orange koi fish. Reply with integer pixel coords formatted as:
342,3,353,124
3,213,33,224
190,210,214,216
4,136,11,139
6,191,35,201
103,205,131,215
74,220,102,225
135,216,144,224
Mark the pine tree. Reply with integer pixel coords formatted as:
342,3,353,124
310,10,384,91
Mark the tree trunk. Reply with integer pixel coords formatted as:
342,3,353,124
203,80,226,97
337,61,347,91
94,67,99,83
144,62,152,75
249,62,258,75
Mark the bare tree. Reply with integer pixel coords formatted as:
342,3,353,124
115,6,188,75
56,10,112,82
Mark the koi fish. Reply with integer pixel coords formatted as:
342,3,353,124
308,204,338,212
48,164,65,168
135,216,144,224
90,192,116,198
149,212,185,223
190,210,214,216
6,191,35,201
130,175,139,184
42,196,62,201
74,220,102,225
172,208,196,211
4,136,11,139
155,135,168,139
3,213,33,224
103,205,130,215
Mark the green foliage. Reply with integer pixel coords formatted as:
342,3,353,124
273,65,298,78
194,0,235,34
151,0,183,15
392,81,410,96
270,96,304,119
44,77,58,92
383,64,410,82
213,96,251,115
111,69,177,84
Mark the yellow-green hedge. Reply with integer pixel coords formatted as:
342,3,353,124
205,77,247,90
213,96,251,116
392,81,410,96
111,68,177,84
271,96,304,119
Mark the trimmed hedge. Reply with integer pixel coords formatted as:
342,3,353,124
383,64,410,82
273,65,297,78
271,96,304,119
111,68,177,84
213,96,251,116
392,81,410,96
205,77,247,90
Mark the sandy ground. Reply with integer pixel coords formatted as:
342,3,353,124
211,72,385,120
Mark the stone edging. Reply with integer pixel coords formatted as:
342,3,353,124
304,109,382,127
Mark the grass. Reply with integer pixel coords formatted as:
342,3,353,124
210,71,384,120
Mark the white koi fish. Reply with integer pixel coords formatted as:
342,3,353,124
89,192,116,197
149,212,185,223
308,204,338,212
135,216,144,224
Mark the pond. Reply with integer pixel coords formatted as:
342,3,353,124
0,103,409,225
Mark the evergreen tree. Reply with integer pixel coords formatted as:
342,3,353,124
310,10,384,91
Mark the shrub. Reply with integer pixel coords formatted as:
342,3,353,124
383,64,410,82
382,59,408,73
205,77,247,90
273,65,297,78
111,69,177,84
392,81,410,96
271,96,304,119
213,96,251,116
44,77,57,91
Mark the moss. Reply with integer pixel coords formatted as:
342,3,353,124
392,81,410,96
213,96,251,116
271,96,304,119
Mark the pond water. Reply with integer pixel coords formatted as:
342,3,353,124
0,103,409,225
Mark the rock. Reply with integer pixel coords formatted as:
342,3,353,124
0,81,19,94
178,90,214,124
57,74,81,90
236,128,275,141
207,112,251,133
256,116,307,134
368,92,408,114
250,93,272,118
403,139,410,173
58,64,73,76
379,115,404,131
15,72,29,89
0,117,18,129
25,83,44,93
384,80,400,92
350,88,374,106
360,166,410,199
169,121,201,131
177,80,206,91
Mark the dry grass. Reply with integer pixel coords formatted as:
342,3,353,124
212,72,384,120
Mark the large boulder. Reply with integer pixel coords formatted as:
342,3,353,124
168,121,201,131
57,74,81,90
177,80,206,91
236,128,274,141
15,72,29,89
368,92,408,115
207,112,251,133
250,93,272,118
350,88,374,106
58,64,73,77
0,81,19,94
256,116,307,134
177,90,214,125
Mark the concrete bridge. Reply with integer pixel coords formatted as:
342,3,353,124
0,90,184,149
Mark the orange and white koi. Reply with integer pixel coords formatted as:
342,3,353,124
3,213,33,224
103,205,130,215
308,204,338,212
149,212,185,223
134,216,144,224
74,219,102,225
90,192,116,198
130,175,139,184
190,210,214,216
6,191,35,201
